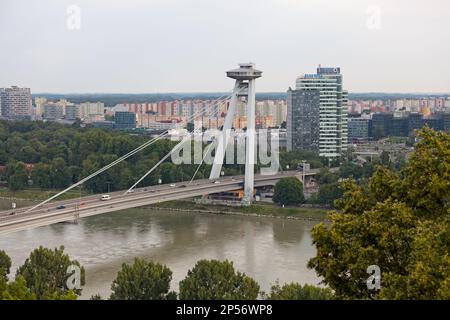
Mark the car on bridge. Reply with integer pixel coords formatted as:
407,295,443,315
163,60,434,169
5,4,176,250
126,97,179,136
56,205,66,210
101,195,111,201
170,184,176,187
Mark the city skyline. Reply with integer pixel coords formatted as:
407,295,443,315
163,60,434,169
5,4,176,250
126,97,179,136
1,0,450,93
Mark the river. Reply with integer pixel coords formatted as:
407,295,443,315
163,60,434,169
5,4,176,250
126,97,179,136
0,208,322,299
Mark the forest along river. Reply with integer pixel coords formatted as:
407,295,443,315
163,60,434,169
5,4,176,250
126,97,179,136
0,208,322,299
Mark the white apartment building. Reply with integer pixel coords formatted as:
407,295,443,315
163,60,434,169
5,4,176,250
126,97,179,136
0,86,32,119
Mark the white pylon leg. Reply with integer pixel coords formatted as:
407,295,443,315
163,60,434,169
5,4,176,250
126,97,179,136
209,80,240,180
244,78,256,204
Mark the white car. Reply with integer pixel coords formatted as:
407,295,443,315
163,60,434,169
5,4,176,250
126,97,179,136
101,194,111,201
170,184,176,187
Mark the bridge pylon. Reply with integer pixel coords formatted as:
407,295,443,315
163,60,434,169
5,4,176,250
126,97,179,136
209,63,262,205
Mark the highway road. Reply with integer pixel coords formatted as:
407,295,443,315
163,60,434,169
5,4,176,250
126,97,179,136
0,170,311,235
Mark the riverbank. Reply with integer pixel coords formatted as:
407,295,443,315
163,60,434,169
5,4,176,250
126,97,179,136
148,200,330,221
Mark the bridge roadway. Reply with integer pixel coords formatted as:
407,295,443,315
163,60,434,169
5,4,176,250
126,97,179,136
0,170,316,235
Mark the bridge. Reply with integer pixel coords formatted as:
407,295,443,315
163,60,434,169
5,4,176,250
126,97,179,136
0,170,319,235
0,63,336,235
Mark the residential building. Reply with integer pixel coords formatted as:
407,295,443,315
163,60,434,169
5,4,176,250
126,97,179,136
65,105,81,120
43,103,64,121
0,86,32,120
80,102,104,118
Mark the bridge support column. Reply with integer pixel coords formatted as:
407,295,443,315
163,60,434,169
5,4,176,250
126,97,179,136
243,78,256,204
210,63,262,206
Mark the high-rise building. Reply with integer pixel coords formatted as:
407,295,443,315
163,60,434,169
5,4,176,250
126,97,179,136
370,113,393,139
294,66,348,158
390,117,409,137
443,113,450,131
408,113,424,134
80,102,104,117
43,103,64,121
65,105,81,120
348,117,370,143
115,111,136,130
0,86,32,120
424,116,444,131
34,97,47,119
286,88,320,152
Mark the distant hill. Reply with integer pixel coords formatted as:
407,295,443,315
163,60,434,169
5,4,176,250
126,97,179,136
32,92,449,106
31,92,287,106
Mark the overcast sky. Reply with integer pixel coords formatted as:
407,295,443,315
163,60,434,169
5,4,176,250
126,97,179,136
1,0,449,93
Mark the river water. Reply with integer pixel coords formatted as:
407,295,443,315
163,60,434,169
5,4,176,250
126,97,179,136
0,208,321,299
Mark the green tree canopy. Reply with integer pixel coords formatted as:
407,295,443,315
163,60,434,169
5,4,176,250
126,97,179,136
178,259,260,300
308,128,450,299
0,251,37,300
16,246,85,300
6,161,28,191
110,258,176,300
265,282,334,300
0,250,11,281
315,182,343,207
273,177,304,206
0,275,37,300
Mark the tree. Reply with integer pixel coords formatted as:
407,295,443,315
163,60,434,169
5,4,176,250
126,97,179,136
179,260,260,300
6,161,28,191
339,161,363,179
49,157,72,188
8,173,28,191
316,168,338,184
110,258,176,300
0,250,11,281
32,163,52,188
0,251,36,300
315,182,343,206
380,150,391,166
308,128,450,299
1,276,37,300
273,177,304,206
16,246,85,300
265,282,334,300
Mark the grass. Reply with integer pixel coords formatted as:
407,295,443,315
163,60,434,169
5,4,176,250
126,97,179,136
152,200,329,220
0,187,89,202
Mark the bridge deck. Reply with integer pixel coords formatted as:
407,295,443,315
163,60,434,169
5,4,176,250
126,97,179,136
0,171,320,235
